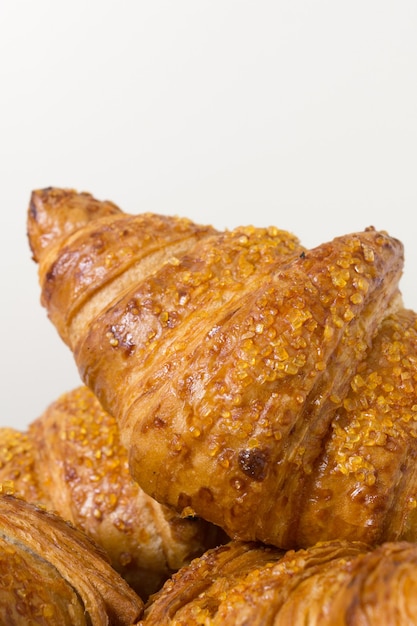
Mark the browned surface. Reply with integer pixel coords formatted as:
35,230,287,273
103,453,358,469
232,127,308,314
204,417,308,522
0,386,225,599
140,539,417,625
298,307,417,546
0,494,143,625
27,187,417,551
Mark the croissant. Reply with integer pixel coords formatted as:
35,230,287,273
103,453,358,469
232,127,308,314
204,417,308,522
0,386,225,599
139,538,417,625
0,493,143,625
27,187,416,551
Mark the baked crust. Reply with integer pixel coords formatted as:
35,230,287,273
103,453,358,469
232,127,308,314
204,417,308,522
27,187,414,550
140,539,417,625
0,386,225,599
0,494,143,625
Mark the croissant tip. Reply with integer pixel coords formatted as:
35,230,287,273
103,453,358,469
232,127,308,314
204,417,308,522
27,187,124,266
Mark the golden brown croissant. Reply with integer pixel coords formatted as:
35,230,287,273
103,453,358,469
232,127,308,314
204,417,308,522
139,538,417,625
0,386,225,599
27,187,416,551
0,494,143,625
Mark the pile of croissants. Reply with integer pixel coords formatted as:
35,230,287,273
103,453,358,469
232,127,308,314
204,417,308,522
2,186,417,624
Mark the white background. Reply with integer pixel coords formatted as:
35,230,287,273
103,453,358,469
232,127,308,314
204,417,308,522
1,1,416,430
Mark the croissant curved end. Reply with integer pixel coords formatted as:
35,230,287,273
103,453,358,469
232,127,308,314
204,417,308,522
27,187,122,263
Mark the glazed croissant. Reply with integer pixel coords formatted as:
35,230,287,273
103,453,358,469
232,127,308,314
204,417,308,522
27,187,417,551
0,386,225,599
0,494,143,625
139,538,417,625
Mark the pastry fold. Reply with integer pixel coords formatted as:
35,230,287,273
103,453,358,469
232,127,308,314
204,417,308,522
28,187,417,550
0,494,143,625
140,539,417,625
0,386,225,599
